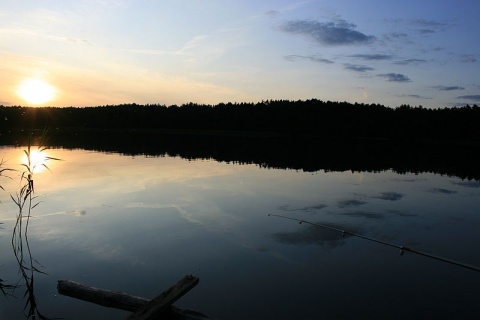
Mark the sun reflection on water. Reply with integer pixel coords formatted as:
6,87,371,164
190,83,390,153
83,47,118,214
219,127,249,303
22,148,48,174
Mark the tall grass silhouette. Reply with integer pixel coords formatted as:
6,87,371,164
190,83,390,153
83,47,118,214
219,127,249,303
8,130,61,319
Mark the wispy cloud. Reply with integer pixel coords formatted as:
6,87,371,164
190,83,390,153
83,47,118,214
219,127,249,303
378,73,411,82
397,94,432,100
279,19,375,46
0,28,89,44
129,49,174,55
265,10,279,17
284,55,334,64
459,54,478,63
434,85,465,91
382,32,410,43
412,19,449,28
344,63,374,73
394,59,427,65
412,19,449,34
457,95,480,102
417,29,436,35
349,54,393,61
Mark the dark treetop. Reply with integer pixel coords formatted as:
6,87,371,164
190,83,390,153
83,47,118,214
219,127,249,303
1,99,479,141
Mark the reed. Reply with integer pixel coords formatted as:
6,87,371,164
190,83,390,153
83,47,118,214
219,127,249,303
8,129,61,319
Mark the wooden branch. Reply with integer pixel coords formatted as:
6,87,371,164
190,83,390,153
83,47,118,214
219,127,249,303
58,279,149,312
57,275,210,320
126,275,199,320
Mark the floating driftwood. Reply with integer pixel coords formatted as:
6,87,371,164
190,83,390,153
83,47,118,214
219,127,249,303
57,275,214,320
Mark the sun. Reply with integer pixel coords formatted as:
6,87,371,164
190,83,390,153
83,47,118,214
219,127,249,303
17,78,56,105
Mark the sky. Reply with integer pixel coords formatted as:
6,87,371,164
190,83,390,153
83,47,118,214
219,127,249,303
0,0,479,108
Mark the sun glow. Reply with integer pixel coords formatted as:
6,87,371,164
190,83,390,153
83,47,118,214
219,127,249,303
17,78,56,105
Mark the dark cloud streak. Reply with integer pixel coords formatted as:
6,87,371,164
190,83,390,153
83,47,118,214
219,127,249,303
344,63,374,73
280,19,375,46
284,55,334,64
457,95,480,102
434,86,465,91
378,73,411,82
412,19,449,28
349,54,393,61
394,59,427,65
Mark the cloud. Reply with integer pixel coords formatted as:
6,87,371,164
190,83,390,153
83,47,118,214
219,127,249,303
456,95,480,102
279,19,375,46
459,55,478,63
384,32,408,39
417,29,436,34
397,94,432,100
412,19,449,28
265,10,279,17
284,55,334,64
434,85,465,91
394,59,427,65
344,63,374,73
349,54,393,61
412,19,449,35
382,32,411,43
378,73,411,82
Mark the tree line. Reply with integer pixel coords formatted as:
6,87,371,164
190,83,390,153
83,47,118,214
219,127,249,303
1,99,479,141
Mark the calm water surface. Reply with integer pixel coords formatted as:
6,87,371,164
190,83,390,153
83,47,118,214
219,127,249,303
0,146,479,319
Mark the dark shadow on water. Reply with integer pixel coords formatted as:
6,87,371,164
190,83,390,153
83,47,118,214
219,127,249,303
339,211,385,219
372,191,404,201
337,199,368,208
278,204,328,212
273,224,352,248
428,188,458,194
1,128,480,181
452,180,480,188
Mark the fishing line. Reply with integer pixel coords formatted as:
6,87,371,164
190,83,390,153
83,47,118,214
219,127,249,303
268,213,480,272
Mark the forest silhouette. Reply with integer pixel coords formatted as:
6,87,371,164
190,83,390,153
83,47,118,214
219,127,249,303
1,99,479,140
1,100,479,180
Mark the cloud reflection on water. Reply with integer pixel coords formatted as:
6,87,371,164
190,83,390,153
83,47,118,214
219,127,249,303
372,191,404,201
272,223,357,248
337,199,367,208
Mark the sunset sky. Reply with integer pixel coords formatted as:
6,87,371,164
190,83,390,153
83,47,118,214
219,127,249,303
1,0,479,108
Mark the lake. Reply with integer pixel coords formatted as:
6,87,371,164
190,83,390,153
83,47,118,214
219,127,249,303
1,141,479,319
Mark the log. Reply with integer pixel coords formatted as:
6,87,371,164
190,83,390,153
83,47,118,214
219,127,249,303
126,275,199,320
58,279,149,312
57,275,211,320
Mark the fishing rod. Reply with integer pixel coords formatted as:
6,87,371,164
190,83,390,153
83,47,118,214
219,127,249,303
268,213,480,272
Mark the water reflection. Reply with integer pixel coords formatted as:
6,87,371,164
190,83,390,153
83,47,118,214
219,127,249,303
371,191,404,201
272,223,358,248
2,129,480,180
0,144,479,319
